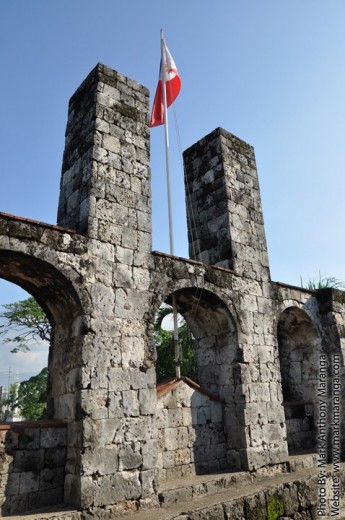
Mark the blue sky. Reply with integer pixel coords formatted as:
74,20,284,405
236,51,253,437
1,0,345,385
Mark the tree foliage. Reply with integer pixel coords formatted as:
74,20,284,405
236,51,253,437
1,368,48,421
17,368,48,420
0,296,49,420
155,306,196,382
0,296,51,353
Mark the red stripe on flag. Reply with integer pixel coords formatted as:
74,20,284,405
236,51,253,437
150,39,181,128
150,75,181,127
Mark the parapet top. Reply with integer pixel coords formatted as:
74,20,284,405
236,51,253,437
183,127,254,159
68,62,149,109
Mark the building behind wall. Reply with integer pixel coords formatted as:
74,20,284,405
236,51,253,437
0,382,23,422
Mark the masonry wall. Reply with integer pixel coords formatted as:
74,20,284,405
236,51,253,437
157,379,228,482
151,254,289,473
0,422,67,515
275,283,345,460
0,63,344,518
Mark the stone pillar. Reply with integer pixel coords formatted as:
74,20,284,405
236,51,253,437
183,128,270,281
184,128,287,471
58,63,151,250
316,288,345,459
57,64,157,511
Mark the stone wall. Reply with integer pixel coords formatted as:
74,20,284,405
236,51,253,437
277,305,321,453
151,254,289,473
154,465,345,520
157,378,228,482
283,402,315,454
276,283,345,461
0,63,344,517
0,421,67,515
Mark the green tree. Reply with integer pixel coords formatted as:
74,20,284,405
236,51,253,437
0,296,50,420
0,296,51,353
1,370,48,421
16,368,48,420
155,306,196,382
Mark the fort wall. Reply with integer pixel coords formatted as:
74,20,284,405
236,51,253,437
0,64,344,517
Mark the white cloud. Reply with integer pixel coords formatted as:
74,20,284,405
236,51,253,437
0,342,48,388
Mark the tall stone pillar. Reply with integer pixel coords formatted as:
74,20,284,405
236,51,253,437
58,63,151,250
183,128,270,281
57,64,157,511
184,129,287,471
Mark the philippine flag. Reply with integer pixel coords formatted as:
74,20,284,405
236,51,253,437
150,38,181,127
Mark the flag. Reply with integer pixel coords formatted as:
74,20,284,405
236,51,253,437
150,38,181,127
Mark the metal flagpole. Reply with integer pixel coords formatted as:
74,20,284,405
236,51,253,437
160,29,181,379
161,29,174,256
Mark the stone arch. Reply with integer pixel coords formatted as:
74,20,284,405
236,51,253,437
168,287,240,394
155,286,246,481
277,306,321,454
0,249,85,419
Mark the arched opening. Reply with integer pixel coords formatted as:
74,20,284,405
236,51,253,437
155,303,196,382
277,307,321,454
0,280,49,422
169,289,240,394
155,287,244,483
0,250,85,514
0,251,85,418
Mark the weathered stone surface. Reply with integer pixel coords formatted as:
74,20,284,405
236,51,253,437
0,63,344,518
0,422,67,514
156,380,228,482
